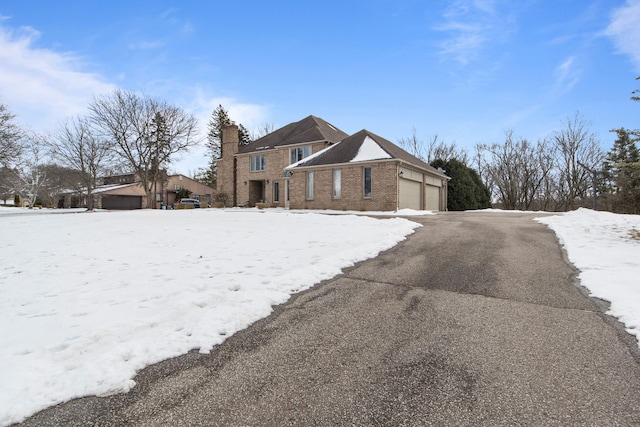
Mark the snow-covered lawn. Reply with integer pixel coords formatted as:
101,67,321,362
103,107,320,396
0,207,421,426
535,209,640,343
0,206,638,425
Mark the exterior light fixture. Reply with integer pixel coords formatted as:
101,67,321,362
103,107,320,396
398,171,404,178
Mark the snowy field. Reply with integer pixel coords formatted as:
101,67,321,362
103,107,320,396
0,207,639,425
0,207,421,426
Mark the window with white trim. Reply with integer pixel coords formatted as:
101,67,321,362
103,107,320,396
250,155,266,171
307,171,314,200
290,145,312,164
333,169,341,198
363,167,372,198
273,181,280,202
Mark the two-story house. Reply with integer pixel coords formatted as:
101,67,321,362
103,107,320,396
217,115,449,211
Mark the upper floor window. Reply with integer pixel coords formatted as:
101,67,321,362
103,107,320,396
250,155,266,171
290,145,312,164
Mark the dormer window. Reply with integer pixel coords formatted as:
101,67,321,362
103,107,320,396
290,145,312,164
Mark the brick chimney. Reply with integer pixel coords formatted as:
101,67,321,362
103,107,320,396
221,121,239,158
217,122,239,205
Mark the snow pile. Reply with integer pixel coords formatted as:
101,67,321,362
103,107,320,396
287,207,436,217
0,209,420,426
0,207,88,215
536,208,640,342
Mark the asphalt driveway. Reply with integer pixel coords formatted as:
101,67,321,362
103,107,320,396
19,211,640,426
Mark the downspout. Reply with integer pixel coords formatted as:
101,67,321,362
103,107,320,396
396,161,401,211
232,156,238,207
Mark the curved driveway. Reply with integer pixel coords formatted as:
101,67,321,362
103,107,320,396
20,212,640,426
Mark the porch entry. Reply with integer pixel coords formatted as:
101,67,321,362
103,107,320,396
248,180,266,207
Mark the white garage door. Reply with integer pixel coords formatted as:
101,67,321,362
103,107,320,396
399,178,422,210
425,184,440,211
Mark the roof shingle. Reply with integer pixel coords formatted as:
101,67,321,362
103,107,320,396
291,129,448,178
238,115,349,154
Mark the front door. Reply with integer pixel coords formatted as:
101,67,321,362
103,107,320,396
248,180,266,207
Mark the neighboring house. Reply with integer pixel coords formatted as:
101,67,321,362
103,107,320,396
217,115,449,211
62,173,215,210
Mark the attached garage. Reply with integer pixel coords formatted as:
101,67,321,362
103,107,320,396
399,178,422,210
101,195,142,210
425,184,440,211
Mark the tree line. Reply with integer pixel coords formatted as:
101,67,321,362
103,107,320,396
399,83,640,214
0,90,259,209
2,82,638,213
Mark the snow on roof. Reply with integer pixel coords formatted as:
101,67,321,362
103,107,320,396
350,136,392,163
285,141,342,170
91,183,139,194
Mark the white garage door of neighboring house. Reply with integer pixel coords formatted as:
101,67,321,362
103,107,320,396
399,178,422,210
425,184,440,211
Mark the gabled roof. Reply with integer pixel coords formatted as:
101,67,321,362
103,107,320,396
238,115,349,154
289,129,449,178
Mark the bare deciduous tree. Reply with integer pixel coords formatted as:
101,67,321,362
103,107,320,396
398,129,468,163
552,112,604,210
251,122,275,140
15,133,50,207
425,135,469,164
51,116,115,209
88,89,199,208
39,164,83,208
0,102,24,168
397,128,425,160
478,131,554,210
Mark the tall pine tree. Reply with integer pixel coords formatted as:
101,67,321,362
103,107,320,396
205,105,251,187
207,104,230,160
604,128,640,213
204,105,253,187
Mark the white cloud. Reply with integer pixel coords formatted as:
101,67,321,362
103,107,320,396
0,18,270,175
185,89,270,136
169,89,271,174
555,55,580,92
435,0,512,65
128,40,164,50
604,0,640,70
0,24,116,132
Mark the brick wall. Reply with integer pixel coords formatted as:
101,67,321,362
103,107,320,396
234,141,329,207
217,124,239,206
289,161,399,211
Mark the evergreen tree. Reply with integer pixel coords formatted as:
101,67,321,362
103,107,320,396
207,104,231,160
205,105,253,187
239,124,252,146
604,128,640,213
148,112,170,207
431,158,491,211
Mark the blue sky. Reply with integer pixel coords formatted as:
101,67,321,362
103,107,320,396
1,0,639,173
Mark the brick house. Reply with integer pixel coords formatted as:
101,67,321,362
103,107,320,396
217,115,449,211
64,173,216,209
